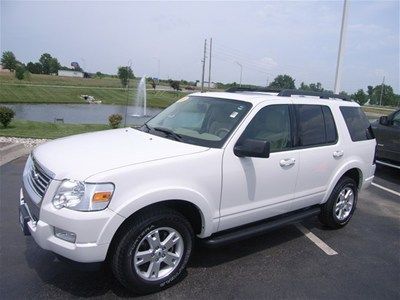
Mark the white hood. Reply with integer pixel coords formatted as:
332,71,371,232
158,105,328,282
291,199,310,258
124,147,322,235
33,128,208,180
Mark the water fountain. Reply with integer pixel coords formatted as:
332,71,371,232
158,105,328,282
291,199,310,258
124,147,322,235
131,76,147,117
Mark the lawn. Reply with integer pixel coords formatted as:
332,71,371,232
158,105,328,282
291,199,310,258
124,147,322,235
0,84,186,107
0,120,110,139
0,72,137,88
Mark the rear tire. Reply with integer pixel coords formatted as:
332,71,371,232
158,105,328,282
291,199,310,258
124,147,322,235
319,176,358,229
111,208,193,294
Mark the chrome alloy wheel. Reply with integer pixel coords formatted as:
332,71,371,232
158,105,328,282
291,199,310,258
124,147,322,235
133,227,184,281
335,187,354,221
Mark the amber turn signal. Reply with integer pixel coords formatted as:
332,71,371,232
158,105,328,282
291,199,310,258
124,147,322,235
92,191,112,202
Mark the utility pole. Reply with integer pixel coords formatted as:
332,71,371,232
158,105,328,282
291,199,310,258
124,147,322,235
379,76,385,106
201,39,207,93
334,0,348,94
208,38,212,91
235,61,243,87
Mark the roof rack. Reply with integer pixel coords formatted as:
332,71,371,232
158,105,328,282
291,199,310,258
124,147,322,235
225,87,281,93
278,89,350,101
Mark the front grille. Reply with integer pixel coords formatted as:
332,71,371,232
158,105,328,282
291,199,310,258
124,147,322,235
27,158,53,198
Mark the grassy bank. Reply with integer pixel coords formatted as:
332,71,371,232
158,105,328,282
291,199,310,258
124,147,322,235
0,73,187,107
0,72,138,88
0,120,109,139
0,85,185,107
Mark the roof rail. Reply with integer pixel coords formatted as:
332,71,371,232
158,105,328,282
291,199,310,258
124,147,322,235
225,87,281,93
278,89,350,101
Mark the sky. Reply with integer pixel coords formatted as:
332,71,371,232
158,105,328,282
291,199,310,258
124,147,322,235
1,0,399,93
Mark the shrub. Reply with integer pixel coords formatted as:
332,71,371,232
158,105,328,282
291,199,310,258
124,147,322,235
108,114,123,129
0,106,15,128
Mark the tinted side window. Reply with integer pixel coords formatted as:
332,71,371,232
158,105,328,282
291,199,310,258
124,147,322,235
322,106,338,143
296,105,326,146
241,104,291,152
340,107,374,141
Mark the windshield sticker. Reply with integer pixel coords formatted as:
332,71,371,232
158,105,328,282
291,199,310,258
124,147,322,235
230,111,238,118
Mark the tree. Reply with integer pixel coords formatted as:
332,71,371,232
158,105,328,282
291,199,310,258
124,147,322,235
39,53,60,74
96,71,103,78
299,82,324,92
1,51,17,72
371,84,396,106
117,66,134,87
26,62,43,74
352,89,368,106
15,65,25,80
268,74,295,89
149,78,157,90
169,80,181,91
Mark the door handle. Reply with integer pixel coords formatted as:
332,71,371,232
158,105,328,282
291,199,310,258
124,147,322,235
280,158,296,167
333,150,344,158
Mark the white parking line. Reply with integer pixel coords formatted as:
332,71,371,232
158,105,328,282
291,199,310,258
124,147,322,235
295,224,338,256
371,182,400,197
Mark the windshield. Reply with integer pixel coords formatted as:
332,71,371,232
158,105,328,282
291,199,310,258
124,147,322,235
141,96,252,148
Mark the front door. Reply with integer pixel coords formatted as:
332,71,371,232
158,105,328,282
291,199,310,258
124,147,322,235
219,103,299,231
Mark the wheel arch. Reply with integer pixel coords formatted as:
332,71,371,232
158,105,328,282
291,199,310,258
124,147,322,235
106,199,207,261
323,162,363,203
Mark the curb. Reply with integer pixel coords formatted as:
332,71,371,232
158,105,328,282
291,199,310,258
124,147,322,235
0,145,32,166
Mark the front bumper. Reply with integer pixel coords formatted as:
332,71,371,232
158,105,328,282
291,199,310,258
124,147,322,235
20,187,125,263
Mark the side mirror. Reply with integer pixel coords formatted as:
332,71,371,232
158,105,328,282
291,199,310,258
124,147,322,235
234,139,270,158
379,116,389,126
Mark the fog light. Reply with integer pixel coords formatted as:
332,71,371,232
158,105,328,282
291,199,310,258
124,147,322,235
54,227,76,243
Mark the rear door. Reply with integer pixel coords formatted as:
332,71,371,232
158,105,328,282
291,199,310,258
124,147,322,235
291,104,342,211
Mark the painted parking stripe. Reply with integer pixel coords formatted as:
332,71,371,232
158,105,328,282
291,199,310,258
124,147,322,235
295,224,338,256
371,182,400,197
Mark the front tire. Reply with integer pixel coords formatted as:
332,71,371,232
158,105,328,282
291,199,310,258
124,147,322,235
319,177,358,229
111,208,193,294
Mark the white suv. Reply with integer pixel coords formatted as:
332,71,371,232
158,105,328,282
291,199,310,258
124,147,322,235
19,89,376,294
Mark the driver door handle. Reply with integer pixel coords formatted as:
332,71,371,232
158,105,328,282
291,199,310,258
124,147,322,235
280,158,296,167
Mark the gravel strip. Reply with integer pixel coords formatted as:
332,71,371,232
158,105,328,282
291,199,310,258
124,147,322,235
0,137,49,148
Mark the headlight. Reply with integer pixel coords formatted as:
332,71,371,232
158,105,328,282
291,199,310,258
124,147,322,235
52,180,114,211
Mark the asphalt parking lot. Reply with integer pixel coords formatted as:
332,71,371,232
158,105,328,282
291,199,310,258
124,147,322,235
1,156,399,299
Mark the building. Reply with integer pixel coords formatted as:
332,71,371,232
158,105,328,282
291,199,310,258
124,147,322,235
196,81,217,89
58,70,84,78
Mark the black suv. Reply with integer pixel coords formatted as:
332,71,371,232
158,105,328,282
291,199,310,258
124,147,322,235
371,109,400,168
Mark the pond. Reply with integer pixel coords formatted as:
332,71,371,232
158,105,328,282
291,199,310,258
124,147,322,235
4,104,163,126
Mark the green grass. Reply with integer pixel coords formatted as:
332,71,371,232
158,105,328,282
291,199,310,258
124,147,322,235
0,120,109,139
362,106,396,115
0,84,186,107
0,72,136,88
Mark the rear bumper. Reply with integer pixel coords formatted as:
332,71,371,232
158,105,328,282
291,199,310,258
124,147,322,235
361,164,376,190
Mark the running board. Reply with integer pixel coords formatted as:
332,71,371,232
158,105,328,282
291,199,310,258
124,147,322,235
376,160,400,170
202,206,321,248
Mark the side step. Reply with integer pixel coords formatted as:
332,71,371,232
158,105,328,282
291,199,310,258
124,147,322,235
201,206,321,248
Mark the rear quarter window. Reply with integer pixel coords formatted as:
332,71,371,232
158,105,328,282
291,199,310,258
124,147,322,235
340,106,374,141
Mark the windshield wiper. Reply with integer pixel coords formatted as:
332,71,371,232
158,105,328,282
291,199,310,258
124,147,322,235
141,123,152,132
153,127,183,141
